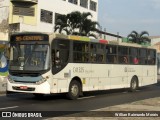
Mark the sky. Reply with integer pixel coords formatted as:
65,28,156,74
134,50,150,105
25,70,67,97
98,0,160,37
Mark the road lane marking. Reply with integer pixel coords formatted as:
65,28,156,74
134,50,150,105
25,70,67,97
0,106,19,110
78,96,95,99
122,91,128,93
136,90,141,91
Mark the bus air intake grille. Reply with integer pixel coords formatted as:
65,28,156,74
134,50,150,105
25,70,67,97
12,86,35,91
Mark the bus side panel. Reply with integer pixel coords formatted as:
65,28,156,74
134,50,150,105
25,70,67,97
52,70,70,93
52,74,68,93
91,64,109,90
70,63,91,91
109,65,128,89
52,63,92,93
127,65,143,87
142,66,157,86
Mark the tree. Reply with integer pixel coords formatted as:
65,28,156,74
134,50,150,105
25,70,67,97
54,14,69,34
54,11,99,38
81,19,99,38
66,11,81,35
79,12,92,34
127,31,151,44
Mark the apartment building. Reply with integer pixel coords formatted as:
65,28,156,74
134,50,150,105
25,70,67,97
0,0,9,41
9,0,98,34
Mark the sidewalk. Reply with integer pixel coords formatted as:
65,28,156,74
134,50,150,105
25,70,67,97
0,76,7,94
1,78,160,120
46,79,160,120
46,97,160,120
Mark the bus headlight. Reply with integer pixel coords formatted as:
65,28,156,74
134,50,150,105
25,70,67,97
8,76,15,83
36,78,47,85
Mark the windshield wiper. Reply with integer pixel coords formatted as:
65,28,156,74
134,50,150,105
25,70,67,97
10,70,44,77
24,43,38,65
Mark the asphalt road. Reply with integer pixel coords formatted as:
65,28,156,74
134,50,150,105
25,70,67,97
0,82,160,119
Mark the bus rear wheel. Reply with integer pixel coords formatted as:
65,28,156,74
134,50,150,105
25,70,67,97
130,76,138,92
67,80,80,100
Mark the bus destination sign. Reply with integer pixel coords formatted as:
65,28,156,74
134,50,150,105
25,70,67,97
15,35,44,41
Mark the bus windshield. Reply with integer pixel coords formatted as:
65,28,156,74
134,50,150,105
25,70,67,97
9,43,50,72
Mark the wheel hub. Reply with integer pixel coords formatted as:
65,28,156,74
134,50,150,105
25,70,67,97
71,84,78,96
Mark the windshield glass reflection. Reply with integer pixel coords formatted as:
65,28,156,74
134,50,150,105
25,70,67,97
9,44,49,71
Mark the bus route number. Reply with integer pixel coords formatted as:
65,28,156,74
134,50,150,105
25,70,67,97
73,67,84,73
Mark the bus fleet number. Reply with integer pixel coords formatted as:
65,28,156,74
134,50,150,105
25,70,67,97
73,67,84,73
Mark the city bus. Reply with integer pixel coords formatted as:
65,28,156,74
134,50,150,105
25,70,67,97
7,32,157,99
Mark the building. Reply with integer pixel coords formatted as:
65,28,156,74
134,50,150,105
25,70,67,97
0,0,9,41
151,36,160,74
1,0,123,42
0,0,9,78
149,36,160,53
1,0,124,42
9,0,98,35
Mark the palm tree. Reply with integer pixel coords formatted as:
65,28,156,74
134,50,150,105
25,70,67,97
81,19,99,38
127,31,151,44
79,12,92,34
54,11,99,38
66,11,81,35
54,14,69,34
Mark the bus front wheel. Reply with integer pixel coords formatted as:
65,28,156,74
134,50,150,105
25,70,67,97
130,76,138,92
67,80,80,100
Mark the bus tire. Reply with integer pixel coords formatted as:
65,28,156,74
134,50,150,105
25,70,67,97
67,80,80,100
130,76,138,92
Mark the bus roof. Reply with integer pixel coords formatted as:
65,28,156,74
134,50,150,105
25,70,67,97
53,33,154,49
11,32,154,49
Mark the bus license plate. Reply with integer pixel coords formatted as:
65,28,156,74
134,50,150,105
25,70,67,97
20,86,28,90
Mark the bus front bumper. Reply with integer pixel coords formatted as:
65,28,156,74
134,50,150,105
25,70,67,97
7,81,51,94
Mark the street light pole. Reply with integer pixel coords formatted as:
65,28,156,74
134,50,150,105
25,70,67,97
117,32,119,42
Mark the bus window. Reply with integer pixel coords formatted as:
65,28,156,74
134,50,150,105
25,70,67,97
73,41,89,63
118,46,128,64
129,47,139,64
90,44,96,53
90,43,105,63
52,39,70,74
53,50,61,67
106,45,117,64
139,48,147,65
96,54,104,63
147,49,156,65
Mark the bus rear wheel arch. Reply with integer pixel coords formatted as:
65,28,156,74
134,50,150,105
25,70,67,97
130,76,139,92
67,79,82,100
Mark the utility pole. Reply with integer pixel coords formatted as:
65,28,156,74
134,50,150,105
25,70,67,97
117,32,119,42
104,28,106,39
99,25,102,38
